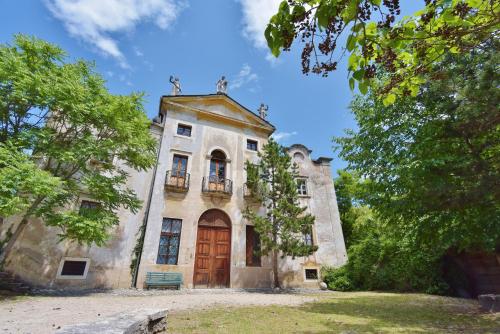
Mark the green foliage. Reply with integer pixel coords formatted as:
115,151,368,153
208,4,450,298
266,0,499,103
0,143,64,216
333,169,371,248
326,171,449,294
335,42,500,253
244,138,317,287
244,161,265,201
0,34,157,248
321,265,353,291
324,43,499,296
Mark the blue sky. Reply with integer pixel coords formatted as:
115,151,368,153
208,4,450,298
0,1,423,175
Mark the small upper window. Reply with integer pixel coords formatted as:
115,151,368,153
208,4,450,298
177,124,192,137
247,139,258,151
297,179,308,196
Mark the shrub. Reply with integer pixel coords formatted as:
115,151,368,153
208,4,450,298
321,266,353,291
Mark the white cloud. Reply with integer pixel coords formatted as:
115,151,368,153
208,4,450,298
134,47,144,57
272,131,298,142
45,0,186,68
239,0,281,49
229,64,258,90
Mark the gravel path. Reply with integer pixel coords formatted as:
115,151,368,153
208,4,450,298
0,289,320,333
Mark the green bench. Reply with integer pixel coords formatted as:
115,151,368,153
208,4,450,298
145,272,183,290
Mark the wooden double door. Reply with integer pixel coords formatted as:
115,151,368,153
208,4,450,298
193,210,231,288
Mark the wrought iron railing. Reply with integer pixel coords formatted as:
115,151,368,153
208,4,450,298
202,175,232,195
243,182,264,200
165,170,190,192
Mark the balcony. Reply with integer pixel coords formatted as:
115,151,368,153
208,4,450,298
165,171,190,192
243,183,264,201
202,176,232,197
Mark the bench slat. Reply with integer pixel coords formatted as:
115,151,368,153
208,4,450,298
145,272,183,290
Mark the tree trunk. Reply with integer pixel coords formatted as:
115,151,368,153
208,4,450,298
0,217,28,266
0,197,43,267
272,249,280,289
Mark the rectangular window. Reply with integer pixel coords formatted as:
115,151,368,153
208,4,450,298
297,179,308,196
79,200,100,213
247,139,258,151
177,124,192,137
57,257,90,279
304,228,314,246
246,225,261,267
305,269,318,280
157,218,182,265
61,261,87,276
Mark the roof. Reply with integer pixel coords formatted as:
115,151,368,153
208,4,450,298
158,94,276,131
287,143,333,165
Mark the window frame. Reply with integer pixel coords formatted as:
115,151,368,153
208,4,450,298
246,225,261,267
156,218,182,265
296,178,308,196
172,154,188,177
246,139,258,152
176,123,192,137
304,268,319,281
79,200,100,213
56,257,91,280
304,227,314,246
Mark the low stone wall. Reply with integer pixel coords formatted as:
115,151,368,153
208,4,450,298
56,309,167,334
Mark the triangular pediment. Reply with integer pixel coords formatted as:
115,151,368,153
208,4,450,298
160,94,275,134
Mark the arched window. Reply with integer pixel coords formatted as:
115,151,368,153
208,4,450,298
293,152,305,162
209,150,226,182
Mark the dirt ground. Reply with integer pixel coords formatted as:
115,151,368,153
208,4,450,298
0,289,318,333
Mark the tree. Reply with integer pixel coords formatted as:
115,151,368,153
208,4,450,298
0,35,157,264
266,0,499,103
334,40,500,254
244,138,317,288
333,169,371,249
324,170,448,294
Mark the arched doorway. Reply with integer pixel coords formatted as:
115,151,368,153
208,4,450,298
193,209,231,288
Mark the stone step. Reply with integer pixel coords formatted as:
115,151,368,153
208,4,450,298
0,282,30,293
0,273,31,293
0,271,13,279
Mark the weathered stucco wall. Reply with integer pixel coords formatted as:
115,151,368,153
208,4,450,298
1,94,347,290
0,125,162,289
136,98,274,288
136,97,347,289
278,145,348,288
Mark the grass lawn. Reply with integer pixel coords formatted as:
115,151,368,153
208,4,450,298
168,292,500,333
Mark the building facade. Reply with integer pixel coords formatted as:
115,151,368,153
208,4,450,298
0,93,347,289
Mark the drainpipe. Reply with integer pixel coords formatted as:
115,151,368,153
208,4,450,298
131,103,165,288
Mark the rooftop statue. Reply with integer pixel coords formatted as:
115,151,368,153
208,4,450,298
258,103,268,119
169,75,182,95
216,76,228,94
